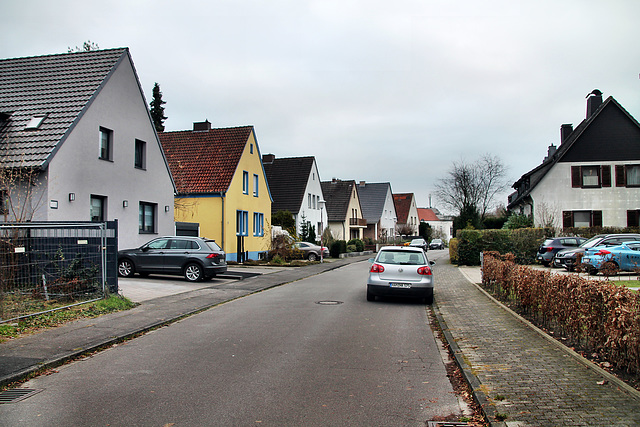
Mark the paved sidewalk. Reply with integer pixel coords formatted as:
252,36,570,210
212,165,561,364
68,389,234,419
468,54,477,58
0,256,367,387
435,260,640,426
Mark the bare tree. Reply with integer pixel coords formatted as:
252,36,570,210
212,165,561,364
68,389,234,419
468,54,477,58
434,154,509,221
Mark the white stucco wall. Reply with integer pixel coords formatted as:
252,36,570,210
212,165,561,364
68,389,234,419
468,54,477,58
43,55,175,249
379,189,397,238
532,161,640,228
296,160,327,241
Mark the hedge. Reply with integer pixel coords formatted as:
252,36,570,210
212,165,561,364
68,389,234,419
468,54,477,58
482,251,640,376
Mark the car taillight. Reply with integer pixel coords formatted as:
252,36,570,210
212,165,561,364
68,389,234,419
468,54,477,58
206,253,220,259
595,249,611,256
370,263,385,273
545,247,554,252
417,266,432,275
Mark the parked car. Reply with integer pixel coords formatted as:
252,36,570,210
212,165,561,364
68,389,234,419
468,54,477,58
552,234,640,271
118,236,227,282
366,246,435,304
294,241,329,261
581,241,640,275
429,239,445,250
536,237,586,267
409,238,428,251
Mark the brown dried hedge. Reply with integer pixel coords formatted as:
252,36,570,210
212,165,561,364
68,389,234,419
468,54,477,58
482,251,640,375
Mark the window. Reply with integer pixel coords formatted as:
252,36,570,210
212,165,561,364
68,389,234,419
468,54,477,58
250,143,254,154
253,174,259,197
571,165,611,188
134,139,146,169
626,165,640,187
236,210,249,236
308,193,311,209
628,210,640,227
253,212,264,236
562,210,602,228
243,171,249,194
99,127,113,161
90,195,106,221
139,202,157,233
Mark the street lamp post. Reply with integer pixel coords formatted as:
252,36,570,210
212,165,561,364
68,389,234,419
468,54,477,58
318,199,326,263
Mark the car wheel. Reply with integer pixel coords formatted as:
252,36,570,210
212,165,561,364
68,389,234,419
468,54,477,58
118,259,135,277
366,290,375,301
424,289,434,305
541,261,550,267
184,263,203,282
307,252,318,261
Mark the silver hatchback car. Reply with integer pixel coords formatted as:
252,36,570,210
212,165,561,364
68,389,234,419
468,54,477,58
366,246,435,304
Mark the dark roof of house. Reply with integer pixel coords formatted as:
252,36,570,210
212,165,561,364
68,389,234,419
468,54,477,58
393,193,414,224
0,48,129,168
356,182,392,223
320,179,357,222
159,126,254,194
263,156,316,214
508,95,640,209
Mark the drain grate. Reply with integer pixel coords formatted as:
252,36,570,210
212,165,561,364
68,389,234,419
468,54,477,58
0,388,43,404
316,300,343,305
427,422,472,427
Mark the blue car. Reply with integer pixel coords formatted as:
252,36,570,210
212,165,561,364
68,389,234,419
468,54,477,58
581,241,640,275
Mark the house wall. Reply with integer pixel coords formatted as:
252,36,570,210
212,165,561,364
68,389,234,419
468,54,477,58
345,185,364,240
174,195,222,243
380,189,397,238
532,161,640,228
222,132,272,261
296,160,327,241
423,220,453,242
43,55,175,249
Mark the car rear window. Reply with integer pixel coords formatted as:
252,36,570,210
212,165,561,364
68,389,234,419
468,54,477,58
377,250,426,265
542,239,554,246
205,240,222,251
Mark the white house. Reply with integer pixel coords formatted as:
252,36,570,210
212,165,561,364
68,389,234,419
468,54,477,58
508,90,640,229
356,181,397,241
0,48,176,249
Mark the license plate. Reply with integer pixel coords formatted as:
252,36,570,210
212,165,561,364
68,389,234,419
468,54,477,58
582,257,590,263
390,283,411,288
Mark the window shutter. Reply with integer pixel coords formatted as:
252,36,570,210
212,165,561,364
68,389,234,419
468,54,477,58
592,210,603,227
571,166,581,188
601,165,611,187
615,165,626,187
562,211,573,229
628,210,639,227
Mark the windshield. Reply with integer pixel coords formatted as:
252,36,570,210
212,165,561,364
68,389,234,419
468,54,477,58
377,250,426,265
580,235,606,249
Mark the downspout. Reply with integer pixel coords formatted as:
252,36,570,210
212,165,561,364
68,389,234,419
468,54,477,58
221,192,225,250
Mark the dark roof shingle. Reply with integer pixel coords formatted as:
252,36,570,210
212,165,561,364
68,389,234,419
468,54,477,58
263,156,315,214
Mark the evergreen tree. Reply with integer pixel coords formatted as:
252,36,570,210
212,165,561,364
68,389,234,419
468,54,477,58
150,82,167,132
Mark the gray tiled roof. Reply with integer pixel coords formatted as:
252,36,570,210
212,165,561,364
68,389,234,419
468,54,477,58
0,48,128,168
356,182,392,223
321,179,356,222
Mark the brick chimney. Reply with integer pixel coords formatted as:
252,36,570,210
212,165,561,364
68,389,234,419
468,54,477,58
193,120,211,132
586,89,603,118
262,154,275,164
560,124,573,144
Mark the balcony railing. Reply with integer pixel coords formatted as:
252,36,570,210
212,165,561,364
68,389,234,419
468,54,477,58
349,217,367,227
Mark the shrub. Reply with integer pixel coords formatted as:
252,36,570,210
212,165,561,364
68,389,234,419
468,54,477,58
330,240,347,258
448,238,459,264
347,238,364,252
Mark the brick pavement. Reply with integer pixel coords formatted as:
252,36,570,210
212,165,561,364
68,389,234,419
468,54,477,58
434,260,640,426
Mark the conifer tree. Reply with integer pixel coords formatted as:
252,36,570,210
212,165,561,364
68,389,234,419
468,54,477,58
150,82,167,132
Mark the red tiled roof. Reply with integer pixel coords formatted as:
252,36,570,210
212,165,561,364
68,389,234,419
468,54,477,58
159,126,253,194
393,193,413,224
418,208,439,222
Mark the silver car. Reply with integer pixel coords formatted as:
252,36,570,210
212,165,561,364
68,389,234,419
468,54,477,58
366,246,435,304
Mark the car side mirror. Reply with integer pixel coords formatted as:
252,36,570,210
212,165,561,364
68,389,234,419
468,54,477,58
141,246,150,252
430,260,436,266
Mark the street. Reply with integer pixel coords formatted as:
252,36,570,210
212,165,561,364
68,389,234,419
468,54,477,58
0,253,462,426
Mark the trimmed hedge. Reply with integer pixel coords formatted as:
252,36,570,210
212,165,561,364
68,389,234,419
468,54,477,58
482,251,640,376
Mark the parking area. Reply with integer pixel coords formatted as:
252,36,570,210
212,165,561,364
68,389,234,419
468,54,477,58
527,263,640,290
117,266,286,302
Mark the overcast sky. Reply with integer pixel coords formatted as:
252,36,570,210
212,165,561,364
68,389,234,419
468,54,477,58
3,0,640,214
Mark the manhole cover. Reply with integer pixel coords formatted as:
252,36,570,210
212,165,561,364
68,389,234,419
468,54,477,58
0,388,43,404
316,300,343,305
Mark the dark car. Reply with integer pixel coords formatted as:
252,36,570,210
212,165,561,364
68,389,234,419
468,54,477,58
294,241,329,261
118,236,227,282
409,238,428,251
536,237,586,267
553,234,640,271
429,239,445,250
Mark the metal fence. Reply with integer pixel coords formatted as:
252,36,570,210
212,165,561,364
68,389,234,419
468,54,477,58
0,221,118,323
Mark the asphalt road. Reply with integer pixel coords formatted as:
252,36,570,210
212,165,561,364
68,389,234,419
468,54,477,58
0,255,461,426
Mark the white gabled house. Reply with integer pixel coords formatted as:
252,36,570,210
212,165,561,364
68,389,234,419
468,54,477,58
508,90,640,229
0,48,176,249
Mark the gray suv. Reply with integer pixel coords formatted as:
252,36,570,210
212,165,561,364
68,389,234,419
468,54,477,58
118,236,227,282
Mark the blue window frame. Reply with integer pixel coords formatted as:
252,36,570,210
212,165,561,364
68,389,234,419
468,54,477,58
242,171,249,195
236,210,248,236
253,174,259,197
253,212,264,236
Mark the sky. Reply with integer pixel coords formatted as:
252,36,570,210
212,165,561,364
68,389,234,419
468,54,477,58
3,0,640,214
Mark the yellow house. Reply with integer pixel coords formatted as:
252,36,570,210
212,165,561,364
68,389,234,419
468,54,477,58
159,121,272,261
